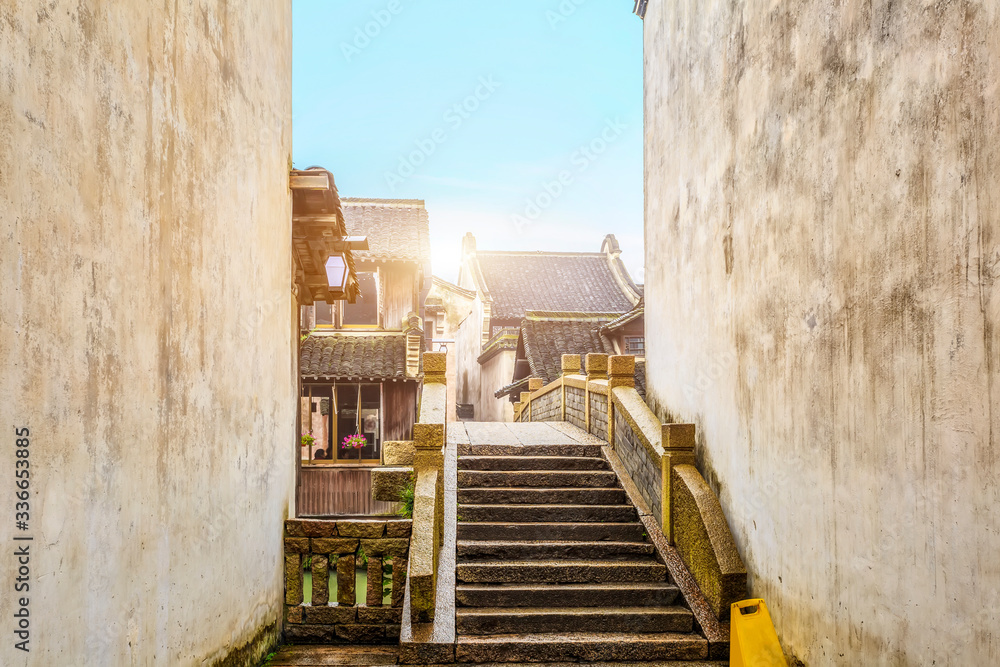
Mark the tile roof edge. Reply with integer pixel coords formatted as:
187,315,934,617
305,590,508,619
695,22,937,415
520,321,544,380
601,306,645,331
341,198,426,206
523,311,626,322
476,250,607,258
431,275,478,299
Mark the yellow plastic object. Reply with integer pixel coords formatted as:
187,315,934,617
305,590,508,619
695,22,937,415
730,599,787,666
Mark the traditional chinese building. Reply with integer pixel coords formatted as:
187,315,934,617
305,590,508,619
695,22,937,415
423,276,477,421
495,305,648,406
297,198,431,513
455,233,642,420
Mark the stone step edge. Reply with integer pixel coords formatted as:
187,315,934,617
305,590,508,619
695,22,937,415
456,606,693,617
458,504,637,511
457,539,652,547
457,559,665,567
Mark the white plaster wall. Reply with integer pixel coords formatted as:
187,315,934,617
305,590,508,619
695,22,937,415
455,295,485,415
480,351,516,423
643,1,999,664
0,2,294,665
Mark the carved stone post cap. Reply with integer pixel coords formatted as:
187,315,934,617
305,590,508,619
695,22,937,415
608,355,636,388
662,423,696,451
413,423,444,450
528,377,544,391
585,353,609,379
422,352,447,383
561,354,582,374
608,354,636,376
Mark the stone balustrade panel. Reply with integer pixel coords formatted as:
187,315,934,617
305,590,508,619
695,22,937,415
283,518,412,644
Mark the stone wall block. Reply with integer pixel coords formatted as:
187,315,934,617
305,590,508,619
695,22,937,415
285,554,302,606
337,555,356,605
311,538,359,555
367,557,384,606
391,557,408,608
337,521,386,538
310,555,329,606
284,537,311,554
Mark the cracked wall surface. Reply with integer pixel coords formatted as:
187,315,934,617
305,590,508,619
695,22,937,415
0,2,294,664
643,1,1000,664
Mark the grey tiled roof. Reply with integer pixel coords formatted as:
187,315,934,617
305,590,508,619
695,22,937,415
477,328,520,364
300,333,408,379
476,252,635,320
521,314,616,384
602,298,644,331
342,199,431,265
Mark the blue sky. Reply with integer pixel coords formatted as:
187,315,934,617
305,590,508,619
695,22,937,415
293,1,644,283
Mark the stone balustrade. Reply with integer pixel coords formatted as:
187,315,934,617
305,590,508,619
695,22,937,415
514,354,747,620
370,352,447,626
283,518,411,643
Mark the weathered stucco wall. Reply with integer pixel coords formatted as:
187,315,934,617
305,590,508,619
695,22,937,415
480,352,516,422
643,1,999,664
455,295,485,414
0,2,293,665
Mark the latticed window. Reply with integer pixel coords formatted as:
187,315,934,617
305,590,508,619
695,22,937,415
624,336,645,355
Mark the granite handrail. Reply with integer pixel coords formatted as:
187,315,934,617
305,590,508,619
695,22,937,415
405,352,446,624
514,353,747,621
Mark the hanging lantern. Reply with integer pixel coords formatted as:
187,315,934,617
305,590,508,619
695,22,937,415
325,252,349,297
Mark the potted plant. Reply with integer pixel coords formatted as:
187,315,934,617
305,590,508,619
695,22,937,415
342,433,367,461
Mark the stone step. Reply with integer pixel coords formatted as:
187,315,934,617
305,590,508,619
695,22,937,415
457,540,655,561
456,606,694,635
458,487,626,506
456,521,647,542
456,560,668,584
458,504,638,524
457,470,618,489
455,582,681,608
458,456,609,471
455,632,709,663
458,443,603,458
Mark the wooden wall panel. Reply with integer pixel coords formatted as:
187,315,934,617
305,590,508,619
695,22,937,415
297,466,399,517
381,264,417,330
384,381,418,442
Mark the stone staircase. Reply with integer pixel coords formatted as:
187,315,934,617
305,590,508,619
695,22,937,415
454,439,708,663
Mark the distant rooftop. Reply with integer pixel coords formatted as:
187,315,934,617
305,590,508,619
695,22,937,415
342,198,431,266
474,250,636,320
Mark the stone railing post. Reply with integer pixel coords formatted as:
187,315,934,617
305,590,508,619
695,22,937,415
607,355,636,449
527,378,543,420
409,351,447,624
422,350,446,385
661,423,696,545
584,353,608,434
561,354,581,421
